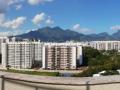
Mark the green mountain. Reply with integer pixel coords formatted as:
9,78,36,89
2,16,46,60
15,26,120,42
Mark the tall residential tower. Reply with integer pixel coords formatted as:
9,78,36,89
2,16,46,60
42,43,82,70
2,41,43,69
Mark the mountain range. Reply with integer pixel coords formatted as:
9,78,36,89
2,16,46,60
15,27,120,42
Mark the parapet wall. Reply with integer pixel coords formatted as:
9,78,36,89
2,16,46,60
0,72,120,90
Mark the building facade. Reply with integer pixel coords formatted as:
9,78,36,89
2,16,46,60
88,41,120,51
42,43,82,70
1,41,83,70
0,37,9,53
2,41,43,69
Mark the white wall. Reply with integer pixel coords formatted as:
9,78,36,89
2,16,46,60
1,43,7,68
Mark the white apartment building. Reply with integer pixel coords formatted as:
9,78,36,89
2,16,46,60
88,41,120,51
42,43,82,70
2,41,43,69
0,37,9,53
1,41,83,70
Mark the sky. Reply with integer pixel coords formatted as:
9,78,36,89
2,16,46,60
0,0,120,36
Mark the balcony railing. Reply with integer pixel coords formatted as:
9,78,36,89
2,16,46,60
0,72,120,90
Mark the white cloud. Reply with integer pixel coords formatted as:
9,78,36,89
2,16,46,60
0,14,26,29
32,13,54,26
28,0,40,5
3,17,26,29
72,24,93,34
0,31,12,36
28,0,53,5
0,0,8,13
0,30,23,36
25,28,37,33
45,17,54,25
72,24,81,30
15,4,22,10
110,25,120,31
0,14,5,23
32,13,46,25
7,0,19,5
6,0,24,5
0,0,24,13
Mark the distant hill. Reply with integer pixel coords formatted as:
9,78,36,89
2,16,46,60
15,26,120,42
112,30,120,40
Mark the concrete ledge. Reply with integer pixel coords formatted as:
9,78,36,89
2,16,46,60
0,71,120,86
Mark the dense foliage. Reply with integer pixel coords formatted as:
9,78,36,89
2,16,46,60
75,47,120,77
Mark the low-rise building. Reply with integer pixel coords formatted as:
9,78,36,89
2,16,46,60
88,41,120,51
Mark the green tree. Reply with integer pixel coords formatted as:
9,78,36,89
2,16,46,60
82,47,102,66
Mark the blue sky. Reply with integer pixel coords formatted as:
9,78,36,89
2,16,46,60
0,0,120,36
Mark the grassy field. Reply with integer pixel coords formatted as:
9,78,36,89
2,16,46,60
0,69,60,76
